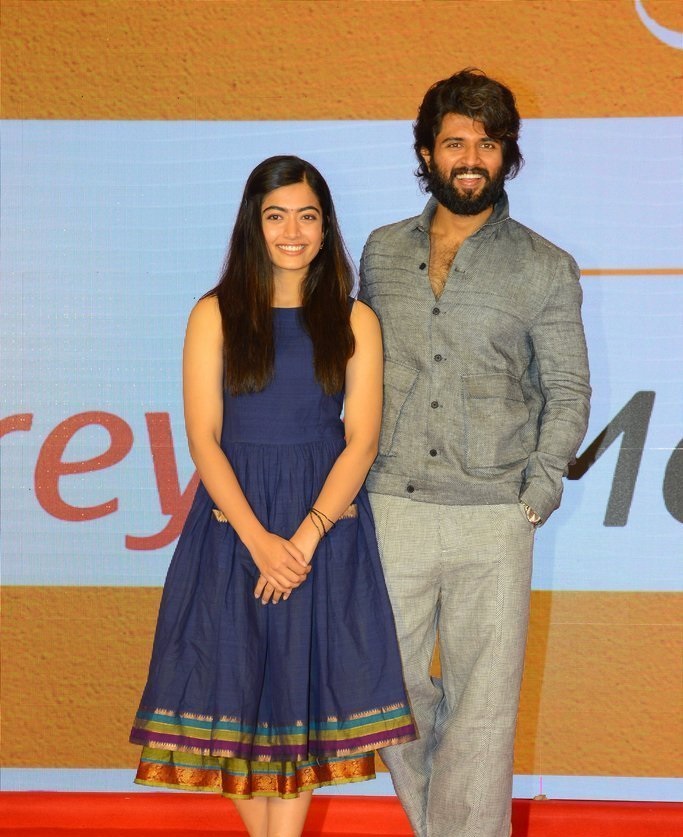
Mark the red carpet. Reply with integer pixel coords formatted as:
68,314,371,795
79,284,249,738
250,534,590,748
1,793,681,836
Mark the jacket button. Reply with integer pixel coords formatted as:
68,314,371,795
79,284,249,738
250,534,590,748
429,449,437,456
432,307,440,315
406,484,415,493
434,354,443,362
430,400,439,408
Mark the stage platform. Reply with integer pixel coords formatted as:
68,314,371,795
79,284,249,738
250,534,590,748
1,793,682,836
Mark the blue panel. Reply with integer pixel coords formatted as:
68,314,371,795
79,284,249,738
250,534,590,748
1,118,682,590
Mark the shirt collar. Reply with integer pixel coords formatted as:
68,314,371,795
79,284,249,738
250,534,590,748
414,190,510,234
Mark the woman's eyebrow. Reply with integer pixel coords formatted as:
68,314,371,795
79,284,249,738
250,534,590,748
261,204,320,213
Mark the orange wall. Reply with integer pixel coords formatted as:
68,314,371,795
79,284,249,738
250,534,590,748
2,0,682,119
2,588,681,775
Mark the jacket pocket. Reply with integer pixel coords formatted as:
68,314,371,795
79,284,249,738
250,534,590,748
379,359,419,457
463,373,530,469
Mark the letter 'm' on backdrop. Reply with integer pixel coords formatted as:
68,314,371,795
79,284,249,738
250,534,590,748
2,0,682,801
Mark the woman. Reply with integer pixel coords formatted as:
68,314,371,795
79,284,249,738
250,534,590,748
130,156,415,837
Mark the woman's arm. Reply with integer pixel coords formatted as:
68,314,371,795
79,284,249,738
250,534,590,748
183,296,309,592
255,300,383,602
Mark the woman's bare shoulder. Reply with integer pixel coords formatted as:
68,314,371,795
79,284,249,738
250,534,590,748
188,294,221,329
350,297,380,332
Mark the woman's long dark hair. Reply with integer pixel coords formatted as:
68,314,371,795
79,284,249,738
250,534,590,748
209,156,355,395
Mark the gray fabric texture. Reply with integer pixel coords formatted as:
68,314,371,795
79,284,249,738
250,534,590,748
360,193,591,836
358,193,591,522
371,494,534,837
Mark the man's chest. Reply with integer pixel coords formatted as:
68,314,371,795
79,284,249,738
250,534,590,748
365,256,539,360
427,237,461,298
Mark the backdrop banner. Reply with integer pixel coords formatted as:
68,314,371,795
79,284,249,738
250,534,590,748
2,116,681,801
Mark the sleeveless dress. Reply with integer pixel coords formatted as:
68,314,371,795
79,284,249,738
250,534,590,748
130,306,415,798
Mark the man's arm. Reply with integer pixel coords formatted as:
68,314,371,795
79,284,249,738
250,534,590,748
520,256,591,522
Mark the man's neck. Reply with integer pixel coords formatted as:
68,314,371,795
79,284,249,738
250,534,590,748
430,201,494,241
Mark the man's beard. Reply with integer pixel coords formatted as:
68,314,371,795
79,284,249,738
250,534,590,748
426,165,505,216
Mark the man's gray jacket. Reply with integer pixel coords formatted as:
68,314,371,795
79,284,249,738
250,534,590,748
358,193,591,522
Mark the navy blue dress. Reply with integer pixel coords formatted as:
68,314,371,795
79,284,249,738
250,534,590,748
130,306,415,798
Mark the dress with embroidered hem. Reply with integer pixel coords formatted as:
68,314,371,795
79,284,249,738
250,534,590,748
130,306,416,798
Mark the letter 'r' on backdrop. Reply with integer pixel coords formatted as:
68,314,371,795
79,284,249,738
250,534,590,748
1,0,682,803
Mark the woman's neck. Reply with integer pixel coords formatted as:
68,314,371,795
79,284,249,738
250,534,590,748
272,273,305,308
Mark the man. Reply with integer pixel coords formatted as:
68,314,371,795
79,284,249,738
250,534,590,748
359,69,590,837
